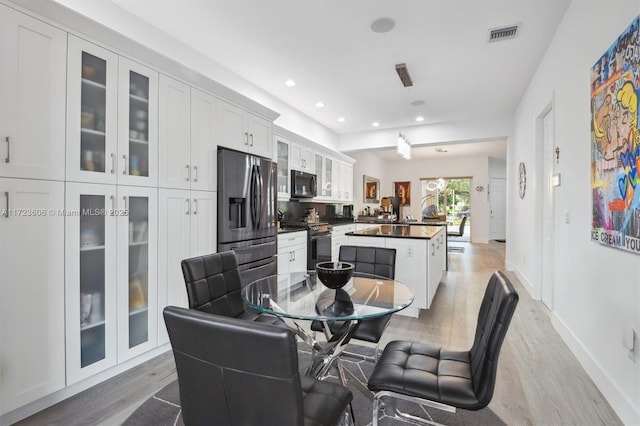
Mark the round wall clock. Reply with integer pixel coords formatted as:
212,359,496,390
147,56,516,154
518,162,526,199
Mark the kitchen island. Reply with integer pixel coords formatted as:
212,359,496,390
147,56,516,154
346,225,446,317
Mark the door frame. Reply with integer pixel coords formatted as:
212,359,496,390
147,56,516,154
537,100,555,310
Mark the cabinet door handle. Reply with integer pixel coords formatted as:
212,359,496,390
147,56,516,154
193,198,198,215
110,195,116,212
110,153,116,174
3,191,9,218
123,195,128,212
186,164,191,181
122,154,128,175
186,198,190,215
244,132,249,146
193,165,198,182
249,133,254,146
4,137,10,163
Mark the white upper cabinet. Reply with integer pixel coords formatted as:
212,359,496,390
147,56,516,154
291,142,314,172
0,6,67,181
158,75,191,189
117,57,158,187
67,36,159,186
275,136,291,199
190,88,218,191
66,35,119,184
218,100,272,159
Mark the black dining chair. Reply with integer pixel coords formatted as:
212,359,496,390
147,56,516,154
367,271,519,425
181,250,283,326
310,245,397,360
163,306,354,426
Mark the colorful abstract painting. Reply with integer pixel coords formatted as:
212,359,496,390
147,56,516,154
591,16,640,254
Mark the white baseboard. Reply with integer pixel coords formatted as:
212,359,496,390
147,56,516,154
512,265,536,299
551,313,640,426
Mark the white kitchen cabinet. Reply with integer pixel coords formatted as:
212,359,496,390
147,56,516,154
291,142,314,173
157,189,216,345
0,178,65,414
381,238,428,314
218,100,272,159
277,231,307,275
65,183,158,379
117,57,158,187
65,182,118,384
68,36,159,186
116,185,158,362
159,82,218,192
331,224,356,261
0,6,67,181
66,35,119,184
428,229,446,307
158,75,191,189
190,88,218,191
274,135,291,199
343,162,353,202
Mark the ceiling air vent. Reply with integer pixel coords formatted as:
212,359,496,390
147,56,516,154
488,25,518,42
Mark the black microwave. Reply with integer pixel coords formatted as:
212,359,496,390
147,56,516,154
291,170,317,198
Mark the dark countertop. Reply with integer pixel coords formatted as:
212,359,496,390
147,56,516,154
346,224,443,240
355,220,447,226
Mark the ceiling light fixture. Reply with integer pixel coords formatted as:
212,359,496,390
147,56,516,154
416,116,424,122
372,122,380,127
284,79,296,87
371,17,395,33
426,178,446,191
315,101,325,108
396,63,413,160
337,117,346,122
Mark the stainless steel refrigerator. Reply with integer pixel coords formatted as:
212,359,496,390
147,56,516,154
217,147,277,287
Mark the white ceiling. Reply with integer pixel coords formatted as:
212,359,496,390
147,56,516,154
56,0,571,159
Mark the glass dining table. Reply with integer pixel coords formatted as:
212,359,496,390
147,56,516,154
242,270,414,396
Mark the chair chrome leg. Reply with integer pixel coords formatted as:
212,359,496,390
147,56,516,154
373,390,456,426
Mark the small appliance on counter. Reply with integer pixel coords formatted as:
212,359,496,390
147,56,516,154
380,197,400,222
343,204,354,218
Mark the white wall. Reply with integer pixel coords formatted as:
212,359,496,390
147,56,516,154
510,1,640,424
349,151,388,214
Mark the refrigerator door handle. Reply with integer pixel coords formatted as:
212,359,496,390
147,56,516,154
256,165,263,229
250,164,259,229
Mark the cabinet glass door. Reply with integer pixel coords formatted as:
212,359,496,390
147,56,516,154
80,53,108,174
324,157,333,198
127,72,150,178
315,153,324,199
277,138,289,197
127,196,149,348
79,194,107,367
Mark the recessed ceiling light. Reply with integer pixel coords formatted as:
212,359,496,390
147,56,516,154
337,117,346,122
371,17,395,33
315,101,325,108
410,100,425,106
372,122,380,127
415,116,424,122
284,79,296,87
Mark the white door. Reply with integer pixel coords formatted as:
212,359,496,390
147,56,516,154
158,74,191,189
489,178,506,240
157,189,191,345
0,7,67,181
541,109,555,310
0,178,65,413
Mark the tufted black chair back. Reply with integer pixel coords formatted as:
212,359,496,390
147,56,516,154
181,251,246,317
163,306,352,426
339,245,396,279
469,270,519,406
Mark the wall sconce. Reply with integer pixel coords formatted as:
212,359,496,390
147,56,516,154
555,147,560,164
475,185,485,192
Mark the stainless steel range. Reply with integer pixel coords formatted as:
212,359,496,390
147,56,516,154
281,222,332,269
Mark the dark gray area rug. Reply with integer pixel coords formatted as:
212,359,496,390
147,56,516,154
124,344,505,426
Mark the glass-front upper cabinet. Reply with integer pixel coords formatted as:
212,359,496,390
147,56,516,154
324,157,333,198
66,35,118,184
314,153,324,199
117,57,158,187
117,186,158,361
65,183,118,384
275,136,290,199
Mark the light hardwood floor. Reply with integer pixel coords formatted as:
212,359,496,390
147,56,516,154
17,241,622,425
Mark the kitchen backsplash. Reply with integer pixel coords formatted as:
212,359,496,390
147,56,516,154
277,201,354,223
